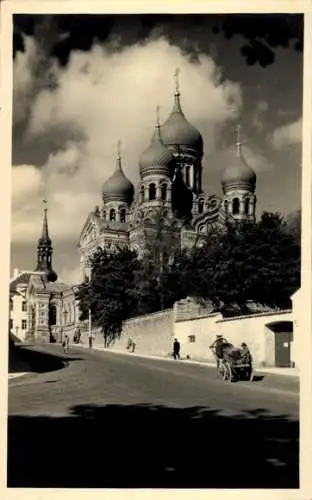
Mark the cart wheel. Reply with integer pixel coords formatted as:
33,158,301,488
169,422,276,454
217,362,226,380
225,362,233,382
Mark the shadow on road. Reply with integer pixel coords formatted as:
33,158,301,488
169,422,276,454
7,403,298,489
9,344,83,374
252,375,265,382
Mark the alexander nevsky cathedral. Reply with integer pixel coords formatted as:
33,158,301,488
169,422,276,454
10,71,258,344
78,70,257,281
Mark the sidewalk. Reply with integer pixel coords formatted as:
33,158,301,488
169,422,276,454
75,343,299,377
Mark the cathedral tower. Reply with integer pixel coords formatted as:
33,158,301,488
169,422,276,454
161,68,204,194
221,126,257,222
138,106,175,215
102,141,134,224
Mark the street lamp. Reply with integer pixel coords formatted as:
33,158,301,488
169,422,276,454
63,310,68,331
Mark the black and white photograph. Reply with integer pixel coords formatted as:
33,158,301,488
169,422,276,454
5,4,307,492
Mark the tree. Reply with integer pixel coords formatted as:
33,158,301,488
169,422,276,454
285,209,301,245
77,246,140,346
14,14,302,67
183,212,300,311
134,207,182,313
212,14,302,67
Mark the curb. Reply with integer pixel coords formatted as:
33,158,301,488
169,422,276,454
8,372,29,380
74,344,299,377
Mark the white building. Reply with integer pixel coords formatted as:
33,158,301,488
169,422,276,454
9,269,31,342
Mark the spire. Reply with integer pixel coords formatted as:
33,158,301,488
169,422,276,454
35,200,56,278
41,199,50,242
234,123,242,156
153,105,162,142
156,105,160,127
172,67,183,114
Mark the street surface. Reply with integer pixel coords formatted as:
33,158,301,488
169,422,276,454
8,344,299,489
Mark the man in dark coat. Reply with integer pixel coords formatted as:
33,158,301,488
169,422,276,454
173,338,181,360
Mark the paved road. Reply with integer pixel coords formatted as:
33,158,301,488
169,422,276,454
8,344,299,489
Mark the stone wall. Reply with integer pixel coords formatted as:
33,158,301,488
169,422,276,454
79,309,174,357
110,309,174,356
77,296,294,368
173,313,222,362
174,309,294,367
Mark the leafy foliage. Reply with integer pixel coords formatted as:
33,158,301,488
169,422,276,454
182,212,300,310
77,246,140,346
78,211,301,336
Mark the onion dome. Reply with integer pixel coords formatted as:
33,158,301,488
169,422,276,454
222,130,256,193
139,107,175,179
161,68,203,154
102,142,134,204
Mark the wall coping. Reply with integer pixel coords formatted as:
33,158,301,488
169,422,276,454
216,309,292,324
124,308,173,323
175,312,221,323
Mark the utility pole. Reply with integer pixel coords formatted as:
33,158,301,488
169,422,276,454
88,308,92,348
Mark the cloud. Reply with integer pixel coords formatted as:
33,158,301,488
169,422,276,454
59,264,81,286
270,118,302,149
251,100,268,132
12,36,243,247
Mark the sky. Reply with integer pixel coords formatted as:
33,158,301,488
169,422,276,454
11,14,303,285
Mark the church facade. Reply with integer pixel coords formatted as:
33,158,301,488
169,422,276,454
78,76,257,280
13,205,79,344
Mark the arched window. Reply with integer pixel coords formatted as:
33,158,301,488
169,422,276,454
245,198,250,215
149,183,156,201
185,165,190,186
232,198,240,215
120,208,126,223
49,304,57,326
161,183,167,201
224,200,228,213
198,198,204,214
109,209,116,221
140,185,145,203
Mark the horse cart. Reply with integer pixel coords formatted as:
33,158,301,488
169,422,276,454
211,342,253,383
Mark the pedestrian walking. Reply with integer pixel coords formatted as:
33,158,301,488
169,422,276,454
63,334,70,354
126,337,136,352
173,338,181,360
73,326,81,344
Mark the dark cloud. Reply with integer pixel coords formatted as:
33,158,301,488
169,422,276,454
13,14,303,67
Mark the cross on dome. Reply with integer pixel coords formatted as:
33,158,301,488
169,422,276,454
156,105,160,126
174,67,180,94
117,140,122,159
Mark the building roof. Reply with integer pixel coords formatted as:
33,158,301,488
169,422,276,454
102,151,134,205
29,274,72,294
161,91,203,154
222,144,256,193
139,124,175,179
9,272,31,294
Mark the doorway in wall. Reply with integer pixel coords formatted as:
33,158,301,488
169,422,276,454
266,321,293,367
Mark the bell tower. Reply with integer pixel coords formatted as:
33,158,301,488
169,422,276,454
35,200,58,280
